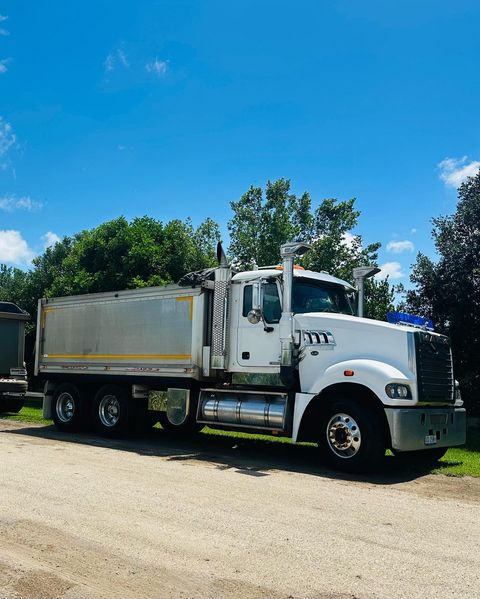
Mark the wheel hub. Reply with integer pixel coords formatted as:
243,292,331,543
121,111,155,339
326,413,361,458
57,392,75,423
99,395,121,427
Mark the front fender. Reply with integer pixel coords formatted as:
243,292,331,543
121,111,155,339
303,358,415,403
292,359,415,442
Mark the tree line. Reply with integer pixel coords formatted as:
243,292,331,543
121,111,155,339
1,175,478,413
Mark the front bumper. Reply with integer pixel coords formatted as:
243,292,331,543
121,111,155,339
385,407,466,452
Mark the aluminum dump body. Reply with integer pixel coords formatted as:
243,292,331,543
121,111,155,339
35,285,206,380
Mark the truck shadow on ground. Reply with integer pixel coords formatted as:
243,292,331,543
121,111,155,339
4,422,462,485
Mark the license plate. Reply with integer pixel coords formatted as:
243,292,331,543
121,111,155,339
424,435,437,446
10,367,27,377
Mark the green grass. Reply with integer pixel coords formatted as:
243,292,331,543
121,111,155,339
430,429,480,477
1,399,51,425
2,399,480,477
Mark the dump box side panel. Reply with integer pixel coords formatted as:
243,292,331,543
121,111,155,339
0,320,23,375
37,287,204,379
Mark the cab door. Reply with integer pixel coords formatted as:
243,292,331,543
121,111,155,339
236,281,281,369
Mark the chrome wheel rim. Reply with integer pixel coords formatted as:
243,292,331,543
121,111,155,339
98,395,120,427
56,392,75,423
326,413,361,459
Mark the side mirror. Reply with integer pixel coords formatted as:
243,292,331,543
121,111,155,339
247,309,262,325
247,280,263,325
252,280,262,311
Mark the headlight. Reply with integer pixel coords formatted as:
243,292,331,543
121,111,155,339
385,383,412,399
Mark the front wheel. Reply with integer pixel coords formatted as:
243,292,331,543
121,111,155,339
318,399,386,472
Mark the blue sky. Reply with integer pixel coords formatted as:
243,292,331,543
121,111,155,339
1,1,479,284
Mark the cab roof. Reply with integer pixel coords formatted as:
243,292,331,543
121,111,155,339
231,268,356,290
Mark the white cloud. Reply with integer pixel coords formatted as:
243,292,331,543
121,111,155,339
386,239,414,254
0,230,34,264
117,48,129,68
0,58,10,74
104,48,130,73
375,261,404,280
0,13,7,36
340,232,356,249
0,196,43,212
410,228,417,235
145,58,168,77
0,117,16,166
104,53,114,72
42,231,61,249
438,156,480,188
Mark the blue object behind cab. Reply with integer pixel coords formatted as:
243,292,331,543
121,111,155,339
386,311,434,330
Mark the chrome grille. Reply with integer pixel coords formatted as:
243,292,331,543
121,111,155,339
415,332,454,404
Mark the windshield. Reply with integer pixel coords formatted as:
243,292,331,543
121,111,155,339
292,279,355,316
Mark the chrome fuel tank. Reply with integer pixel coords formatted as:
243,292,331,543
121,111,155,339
198,388,287,431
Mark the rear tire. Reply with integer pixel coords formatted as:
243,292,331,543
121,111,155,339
52,383,86,432
92,385,135,437
318,399,386,473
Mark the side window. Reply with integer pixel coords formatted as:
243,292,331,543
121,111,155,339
243,285,253,317
242,282,281,323
263,283,281,323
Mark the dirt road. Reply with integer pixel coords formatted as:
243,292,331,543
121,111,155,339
1,420,479,599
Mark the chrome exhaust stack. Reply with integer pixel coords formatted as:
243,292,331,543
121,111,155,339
211,243,232,369
279,242,311,387
352,266,380,318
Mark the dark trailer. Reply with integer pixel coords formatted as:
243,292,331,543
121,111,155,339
0,302,29,413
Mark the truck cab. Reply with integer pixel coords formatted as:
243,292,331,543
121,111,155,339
229,267,355,373
196,242,465,470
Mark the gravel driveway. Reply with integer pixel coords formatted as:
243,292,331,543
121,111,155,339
1,420,479,599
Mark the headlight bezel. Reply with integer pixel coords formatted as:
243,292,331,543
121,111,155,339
385,383,412,400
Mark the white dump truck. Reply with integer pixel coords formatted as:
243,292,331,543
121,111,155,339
35,243,466,471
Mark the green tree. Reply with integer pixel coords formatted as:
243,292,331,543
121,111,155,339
38,216,221,298
0,216,221,366
406,169,480,413
228,179,313,268
228,179,395,319
0,265,30,315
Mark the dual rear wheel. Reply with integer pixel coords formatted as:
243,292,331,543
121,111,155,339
52,383,148,436
51,383,201,437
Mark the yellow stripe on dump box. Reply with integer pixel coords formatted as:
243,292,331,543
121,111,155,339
175,296,193,320
44,354,192,360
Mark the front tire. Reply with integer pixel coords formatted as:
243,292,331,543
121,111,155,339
318,399,386,472
52,383,86,432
